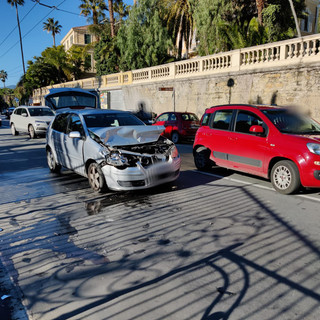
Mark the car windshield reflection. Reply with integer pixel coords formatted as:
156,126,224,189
262,109,320,134
83,113,145,128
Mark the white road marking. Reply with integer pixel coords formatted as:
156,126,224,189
193,170,320,203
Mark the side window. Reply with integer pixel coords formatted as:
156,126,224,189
157,113,169,122
15,108,22,115
21,108,28,117
201,113,210,126
169,113,177,121
51,114,69,133
235,111,264,134
212,110,233,130
68,114,84,135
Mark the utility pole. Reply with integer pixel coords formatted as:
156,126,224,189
288,0,302,38
15,2,26,74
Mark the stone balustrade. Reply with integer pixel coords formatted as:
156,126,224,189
33,33,320,104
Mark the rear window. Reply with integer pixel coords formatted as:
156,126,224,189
181,113,199,121
83,113,145,128
46,92,96,109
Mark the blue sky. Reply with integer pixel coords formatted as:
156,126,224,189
0,0,133,87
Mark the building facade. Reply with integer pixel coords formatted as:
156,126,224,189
60,25,97,75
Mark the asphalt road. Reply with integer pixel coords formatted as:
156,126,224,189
1,115,320,320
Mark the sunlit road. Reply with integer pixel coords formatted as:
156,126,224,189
1,116,320,320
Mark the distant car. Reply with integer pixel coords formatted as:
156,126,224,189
46,109,181,192
10,106,55,138
45,87,100,112
152,112,200,143
193,104,320,194
6,107,15,119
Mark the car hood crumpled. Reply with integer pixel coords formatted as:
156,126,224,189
90,125,165,147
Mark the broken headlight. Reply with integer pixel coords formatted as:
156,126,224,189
107,151,129,166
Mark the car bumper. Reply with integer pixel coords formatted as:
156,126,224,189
299,154,320,188
101,156,181,191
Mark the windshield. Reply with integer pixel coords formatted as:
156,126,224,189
46,92,96,109
29,108,54,117
262,109,320,134
83,113,145,128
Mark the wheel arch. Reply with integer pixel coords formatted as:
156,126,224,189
268,157,300,179
85,159,96,174
193,144,211,156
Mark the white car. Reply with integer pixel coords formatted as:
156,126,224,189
46,109,181,192
10,106,55,138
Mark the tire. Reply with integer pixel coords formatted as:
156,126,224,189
171,132,179,144
271,160,300,194
11,123,19,136
46,148,61,173
29,125,37,139
88,162,107,193
194,147,213,171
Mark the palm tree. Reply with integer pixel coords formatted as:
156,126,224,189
79,0,107,25
43,18,62,46
0,70,8,88
108,0,115,38
164,0,195,60
7,0,25,74
256,0,265,25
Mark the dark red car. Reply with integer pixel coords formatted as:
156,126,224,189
193,104,320,194
153,111,200,143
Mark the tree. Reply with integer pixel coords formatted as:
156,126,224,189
0,70,8,88
67,46,92,80
108,0,115,37
164,0,195,59
117,0,174,71
94,24,120,75
43,18,62,46
7,0,25,74
256,0,265,25
79,0,107,25
42,45,72,83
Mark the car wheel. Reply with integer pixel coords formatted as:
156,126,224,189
46,148,61,173
29,125,37,139
88,162,107,193
194,147,213,170
271,160,300,194
11,123,19,136
171,132,179,144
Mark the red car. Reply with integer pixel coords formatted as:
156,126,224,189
153,111,200,143
193,104,320,194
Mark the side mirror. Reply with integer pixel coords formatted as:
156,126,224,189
22,113,27,117
69,131,82,139
250,125,264,134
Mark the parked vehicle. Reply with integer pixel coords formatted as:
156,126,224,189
10,106,55,138
193,104,320,194
152,111,200,143
44,87,100,112
6,107,15,119
46,109,181,192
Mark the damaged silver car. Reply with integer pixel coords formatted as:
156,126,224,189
46,109,181,192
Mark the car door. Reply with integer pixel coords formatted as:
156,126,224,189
224,110,269,175
50,113,69,168
64,114,86,175
208,109,234,166
20,108,29,132
11,108,21,130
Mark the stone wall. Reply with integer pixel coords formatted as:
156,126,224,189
120,63,320,121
